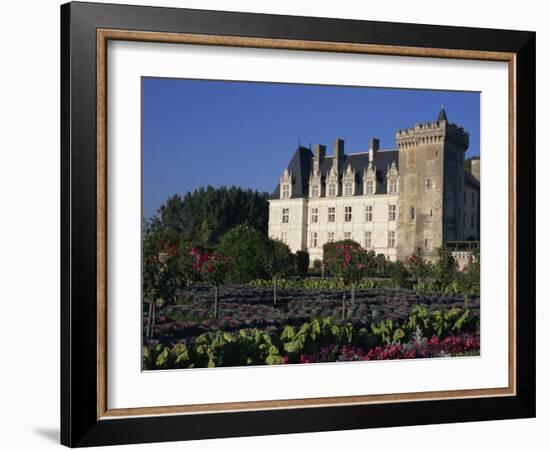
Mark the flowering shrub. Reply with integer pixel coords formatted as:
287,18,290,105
327,243,374,286
142,239,182,338
322,242,376,318
190,248,231,319
190,247,230,285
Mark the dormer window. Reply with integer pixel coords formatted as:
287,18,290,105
365,180,374,195
342,165,355,196
387,161,399,194
363,162,377,195
281,183,291,199
344,182,353,196
280,169,293,199
326,166,339,197
311,184,320,198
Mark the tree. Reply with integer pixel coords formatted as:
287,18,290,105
374,253,388,277
323,239,361,278
295,251,310,278
264,239,293,305
157,186,269,246
406,249,433,289
190,248,230,319
216,225,269,283
456,248,480,309
434,246,458,290
325,242,371,320
142,235,181,339
388,260,408,288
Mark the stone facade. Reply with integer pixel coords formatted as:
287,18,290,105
268,108,480,265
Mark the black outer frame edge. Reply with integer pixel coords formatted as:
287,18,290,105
514,33,536,415
60,1,536,447
60,2,71,447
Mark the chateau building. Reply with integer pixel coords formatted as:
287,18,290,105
268,108,480,264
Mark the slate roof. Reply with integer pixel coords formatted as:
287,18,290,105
270,147,399,199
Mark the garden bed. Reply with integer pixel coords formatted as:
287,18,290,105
145,285,479,344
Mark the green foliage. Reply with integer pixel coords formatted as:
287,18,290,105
295,251,310,278
433,246,458,290
216,225,269,283
406,250,434,285
371,319,405,345
264,239,293,278
247,277,395,289
457,248,480,296
323,241,375,287
388,260,409,288
405,306,476,339
190,328,280,368
158,186,269,246
142,306,478,370
142,227,183,306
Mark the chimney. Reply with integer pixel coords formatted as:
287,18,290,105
313,144,326,172
332,138,345,172
369,138,379,163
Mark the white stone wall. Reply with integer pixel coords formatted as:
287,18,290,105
268,198,308,253
269,192,399,264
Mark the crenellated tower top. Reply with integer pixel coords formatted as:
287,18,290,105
395,107,469,151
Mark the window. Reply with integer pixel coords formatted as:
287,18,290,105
328,183,336,197
281,183,290,199
472,192,476,207
424,238,429,249
458,177,462,191
282,208,289,223
464,191,467,204
344,206,352,222
426,178,432,190
344,232,352,240
310,232,318,248
463,211,466,227
389,178,398,193
429,209,433,217
311,207,318,223
388,204,396,221
471,213,475,229
311,184,319,198
281,232,288,244
364,231,372,248
344,181,353,196
409,206,415,221
327,232,335,243
458,208,461,225
365,180,374,195
365,205,373,222
328,207,336,222
388,230,396,248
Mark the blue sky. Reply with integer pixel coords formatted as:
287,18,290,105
142,78,480,218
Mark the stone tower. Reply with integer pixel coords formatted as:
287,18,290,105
396,107,469,260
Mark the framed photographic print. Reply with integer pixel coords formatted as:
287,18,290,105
61,1,536,447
